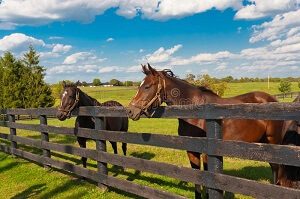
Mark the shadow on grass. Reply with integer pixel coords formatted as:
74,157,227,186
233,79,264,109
50,151,193,193
130,152,155,160
0,162,19,172
11,183,46,199
40,179,87,198
225,165,272,182
124,152,156,181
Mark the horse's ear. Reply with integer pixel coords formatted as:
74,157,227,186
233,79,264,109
141,64,149,75
62,81,66,88
76,80,80,87
147,63,158,76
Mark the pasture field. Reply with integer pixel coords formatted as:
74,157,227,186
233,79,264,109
53,81,299,106
0,81,298,198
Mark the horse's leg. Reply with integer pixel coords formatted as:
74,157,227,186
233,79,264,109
110,141,118,154
77,137,87,168
187,151,202,199
122,143,127,156
265,120,283,184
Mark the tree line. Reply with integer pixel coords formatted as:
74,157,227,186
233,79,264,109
0,46,54,109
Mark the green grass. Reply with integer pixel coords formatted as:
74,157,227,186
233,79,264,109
0,117,272,199
1,82,298,198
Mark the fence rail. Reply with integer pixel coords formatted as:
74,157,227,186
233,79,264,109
274,92,300,99
0,103,300,198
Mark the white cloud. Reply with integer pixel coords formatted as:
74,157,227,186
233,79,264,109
235,0,298,19
52,44,72,53
0,0,119,29
106,37,114,42
63,52,106,65
144,44,182,63
146,0,242,20
0,33,45,52
0,0,243,29
171,51,233,66
250,9,300,43
99,66,123,73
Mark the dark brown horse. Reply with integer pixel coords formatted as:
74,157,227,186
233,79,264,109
277,96,300,188
127,64,284,198
56,82,128,168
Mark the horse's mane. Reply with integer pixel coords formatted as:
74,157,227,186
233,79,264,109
160,69,218,96
64,82,78,88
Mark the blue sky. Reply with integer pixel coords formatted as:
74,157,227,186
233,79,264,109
0,0,299,83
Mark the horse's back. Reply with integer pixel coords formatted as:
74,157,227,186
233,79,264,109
101,100,129,132
228,91,278,103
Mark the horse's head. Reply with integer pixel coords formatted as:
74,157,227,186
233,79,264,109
56,81,80,121
128,64,167,121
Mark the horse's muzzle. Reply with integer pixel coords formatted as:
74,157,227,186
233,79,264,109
56,111,68,121
127,105,142,121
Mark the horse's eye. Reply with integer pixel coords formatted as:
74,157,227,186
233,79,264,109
144,85,151,89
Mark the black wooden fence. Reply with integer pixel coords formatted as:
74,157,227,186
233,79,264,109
0,103,300,198
274,92,300,99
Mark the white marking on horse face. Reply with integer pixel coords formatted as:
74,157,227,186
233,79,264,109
140,80,145,87
61,91,68,106
134,80,145,98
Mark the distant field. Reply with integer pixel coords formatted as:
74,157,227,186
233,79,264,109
1,81,298,198
54,82,299,106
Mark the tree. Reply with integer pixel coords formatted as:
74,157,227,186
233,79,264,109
278,80,292,96
221,76,234,83
110,79,122,86
22,46,55,108
1,52,26,108
82,81,88,87
185,74,195,84
124,81,133,87
92,78,101,86
195,74,227,96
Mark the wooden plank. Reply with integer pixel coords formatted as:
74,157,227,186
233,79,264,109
40,115,51,168
35,141,300,199
0,133,9,140
0,143,10,153
0,121,8,127
206,120,223,198
44,157,186,199
210,139,300,167
12,148,44,164
11,135,42,148
9,115,17,155
1,141,300,199
6,122,207,153
6,122,300,166
104,175,187,199
3,102,300,120
95,117,108,189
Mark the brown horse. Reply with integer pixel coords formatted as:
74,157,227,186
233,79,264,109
127,64,284,198
277,96,300,188
56,82,128,168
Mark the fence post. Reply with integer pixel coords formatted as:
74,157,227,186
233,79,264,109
95,116,108,190
206,119,223,199
8,114,17,156
40,114,51,168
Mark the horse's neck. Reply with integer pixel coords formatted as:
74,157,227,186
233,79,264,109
165,77,220,105
79,90,101,106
